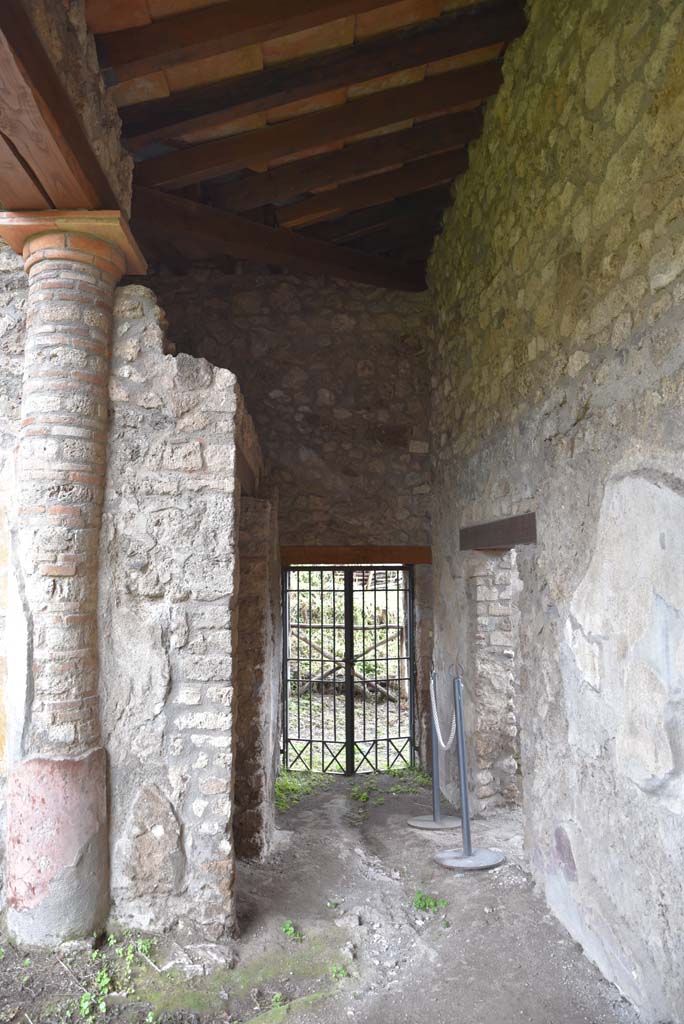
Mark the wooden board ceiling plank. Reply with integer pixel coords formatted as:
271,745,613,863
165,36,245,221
97,0,407,82
133,186,426,290
135,60,500,188
209,109,480,211
121,1,524,145
302,184,452,241
0,133,51,209
278,149,467,227
0,0,118,210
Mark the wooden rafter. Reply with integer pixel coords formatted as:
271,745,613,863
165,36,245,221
302,186,452,242
120,1,524,147
0,0,118,210
97,0,406,83
135,61,501,189
209,110,481,213
278,150,467,228
133,187,426,291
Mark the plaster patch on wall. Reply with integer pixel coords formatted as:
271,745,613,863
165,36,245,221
564,473,684,813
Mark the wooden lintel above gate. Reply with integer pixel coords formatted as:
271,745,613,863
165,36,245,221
459,512,537,552
280,545,432,566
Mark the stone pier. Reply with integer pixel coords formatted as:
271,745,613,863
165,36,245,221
0,213,143,945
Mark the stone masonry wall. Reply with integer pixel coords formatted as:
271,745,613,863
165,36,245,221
151,271,432,548
22,0,133,214
234,494,282,861
99,285,260,940
428,1,684,1019
465,551,520,810
0,244,27,912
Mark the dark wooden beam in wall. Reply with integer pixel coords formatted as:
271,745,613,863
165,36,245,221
459,512,537,551
133,186,426,291
279,150,467,228
120,2,524,146
210,111,480,213
135,61,501,190
0,0,119,209
97,0,406,83
281,545,432,566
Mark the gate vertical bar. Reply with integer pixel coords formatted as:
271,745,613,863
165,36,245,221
406,565,417,767
344,567,355,776
281,569,290,768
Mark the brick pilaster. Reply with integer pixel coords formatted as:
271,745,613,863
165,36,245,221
6,230,125,946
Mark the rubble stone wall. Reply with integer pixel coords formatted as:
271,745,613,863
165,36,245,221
0,245,27,912
428,0,684,1019
99,285,259,939
21,0,133,214
151,271,432,548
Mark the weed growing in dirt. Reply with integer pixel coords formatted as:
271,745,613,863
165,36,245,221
275,770,328,811
330,965,350,980
414,891,448,913
281,920,304,942
388,767,431,794
271,992,286,1007
350,781,378,802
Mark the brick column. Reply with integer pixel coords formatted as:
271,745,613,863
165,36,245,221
4,226,129,945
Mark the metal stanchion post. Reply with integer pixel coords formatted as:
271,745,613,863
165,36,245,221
434,675,505,871
407,671,460,831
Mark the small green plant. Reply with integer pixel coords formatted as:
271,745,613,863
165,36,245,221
388,767,431,795
0,947,5,960
274,770,328,811
271,993,285,1008
146,1013,157,1023
136,937,153,958
413,890,448,913
96,968,112,997
23,956,31,967
281,920,303,942
331,964,350,980
351,781,377,802
79,992,96,1020
326,900,339,909
107,934,117,948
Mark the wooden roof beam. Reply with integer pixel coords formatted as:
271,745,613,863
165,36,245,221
278,150,467,228
121,0,525,147
301,186,452,242
208,110,481,213
98,0,406,84
0,0,119,209
132,187,426,291
135,61,501,190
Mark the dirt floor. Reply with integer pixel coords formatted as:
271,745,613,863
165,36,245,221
0,772,640,1024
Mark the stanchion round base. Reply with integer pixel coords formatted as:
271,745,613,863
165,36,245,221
434,848,506,871
407,815,461,831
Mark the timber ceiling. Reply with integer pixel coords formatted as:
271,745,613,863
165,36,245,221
0,0,526,290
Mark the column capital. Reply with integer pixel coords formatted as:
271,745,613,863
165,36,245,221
0,209,146,277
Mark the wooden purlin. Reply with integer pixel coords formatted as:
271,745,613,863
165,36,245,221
133,186,426,291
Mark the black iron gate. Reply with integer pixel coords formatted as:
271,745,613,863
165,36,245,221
282,566,416,774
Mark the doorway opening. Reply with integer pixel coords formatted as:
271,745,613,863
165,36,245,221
282,565,416,774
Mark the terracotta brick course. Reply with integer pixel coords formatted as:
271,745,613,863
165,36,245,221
15,231,124,757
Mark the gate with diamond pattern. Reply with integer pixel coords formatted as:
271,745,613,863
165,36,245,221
282,565,416,774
